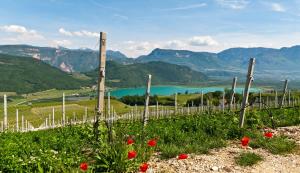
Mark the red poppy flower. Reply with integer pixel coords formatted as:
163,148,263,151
178,153,188,160
128,150,137,159
139,163,149,172
127,138,134,145
80,162,88,171
147,139,157,147
264,132,273,138
241,136,250,147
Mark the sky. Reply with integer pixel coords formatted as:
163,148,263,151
0,0,300,57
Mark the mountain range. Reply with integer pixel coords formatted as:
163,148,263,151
86,61,207,88
0,53,207,93
1,44,300,81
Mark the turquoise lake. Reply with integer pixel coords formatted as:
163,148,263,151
110,86,260,98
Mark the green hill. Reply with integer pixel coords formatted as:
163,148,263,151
0,54,89,93
86,61,208,88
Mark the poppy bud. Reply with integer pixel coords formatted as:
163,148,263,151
147,139,157,147
178,153,188,160
241,136,250,147
264,132,273,138
80,162,88,171
140,163,149,172
128,150,137,159
127,138,134,145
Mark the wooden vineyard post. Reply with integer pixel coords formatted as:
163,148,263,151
47,114,50,127
25,120,27,132
239,58,255,128
107,92,113,143
62,93,65,126
3,94,7,131
96,32,107,117
201,91,204,112
52,107,55,128
95,32,107,141
107,92,111,120
84,107,88,122
275,90,278,108
156,101,159,119
222,91,225,113
16,109,19,132
288,90,291,107
259,91,262,110
279,79,288,108
142,74,152,126
21,115,24,132
174,93,177,115
230,77,237,110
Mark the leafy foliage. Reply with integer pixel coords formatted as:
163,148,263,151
235,152,263,166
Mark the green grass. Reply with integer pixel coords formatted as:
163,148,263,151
0,106,299,172
250,135,297,155
235,152,263,166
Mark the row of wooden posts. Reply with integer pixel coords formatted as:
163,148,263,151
1,32,298,132
1,78,297,132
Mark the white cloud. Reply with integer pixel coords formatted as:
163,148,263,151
216,0,249,9
129,42,153,51
51,39,72,47
0,25,44,40
189,36,219,46
271,3,285,12
164,40,187,49
59,28,73,36
118,36,219,57
81,30,99,37
58,28,99,38
162,3,207,11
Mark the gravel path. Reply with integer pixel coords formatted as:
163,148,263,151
148,126,300,173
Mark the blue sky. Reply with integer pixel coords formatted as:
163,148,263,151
0,0,300,57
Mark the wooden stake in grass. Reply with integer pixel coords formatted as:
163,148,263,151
107,92,111,120
62,93,65,126
275,90,278,108
279,79,288,108
222,91,225,113
84,107,88,122
230,77,237,110
142,74,152,126
22,115,24,132
174,93,177,115
239,58,255,128
288,90,291,106
16,109,19,132
201,91,204,112
52,107,55,128
96,32,106,116
259,91,262,110
95,32,107,141
3,94,7,131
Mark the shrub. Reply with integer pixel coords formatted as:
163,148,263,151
235,152,263,166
